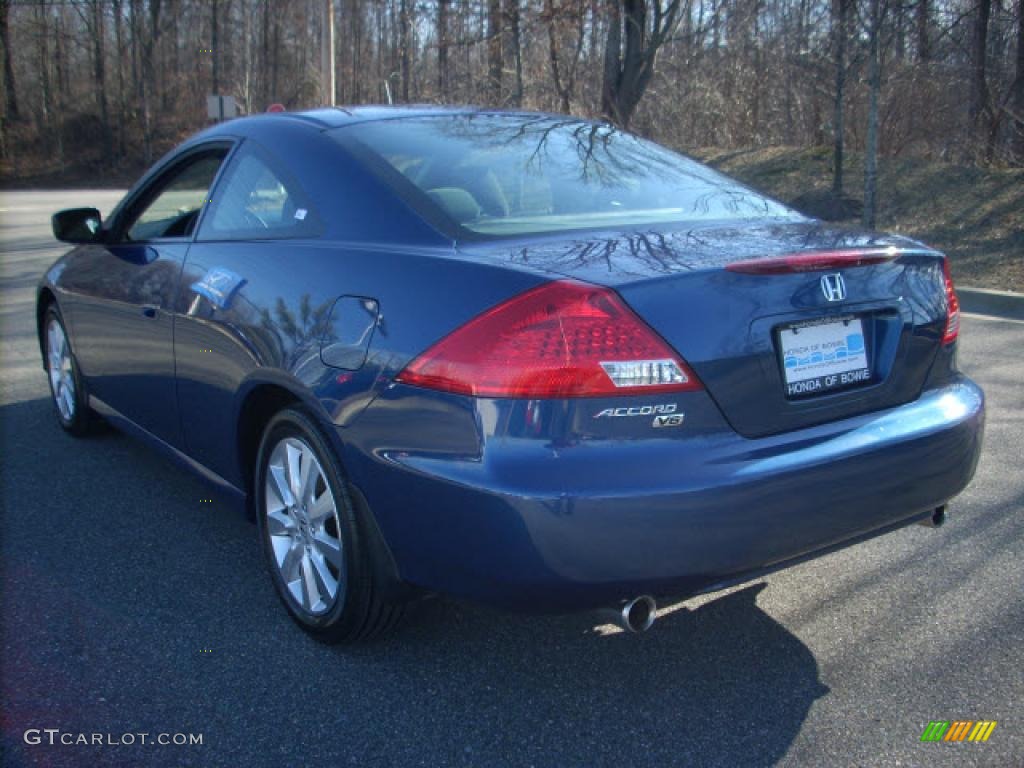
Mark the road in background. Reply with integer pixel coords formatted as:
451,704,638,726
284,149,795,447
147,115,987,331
2,191,1022,767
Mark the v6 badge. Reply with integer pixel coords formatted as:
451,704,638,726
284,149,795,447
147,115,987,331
653,414,685,428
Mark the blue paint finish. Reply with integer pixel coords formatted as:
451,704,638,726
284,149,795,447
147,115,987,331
56,239,188,447
345,378,983,610
320,296,380,370
38,107,985,615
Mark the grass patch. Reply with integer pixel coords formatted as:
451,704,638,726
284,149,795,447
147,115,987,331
690,146,1024,292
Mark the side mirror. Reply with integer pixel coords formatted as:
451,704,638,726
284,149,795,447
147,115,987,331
52,208,103,243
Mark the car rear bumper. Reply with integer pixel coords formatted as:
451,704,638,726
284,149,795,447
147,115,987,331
348,377,984,612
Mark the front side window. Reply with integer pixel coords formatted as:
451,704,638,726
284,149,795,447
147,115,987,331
198,143,321,240
336,115,801,238
125,151,226,241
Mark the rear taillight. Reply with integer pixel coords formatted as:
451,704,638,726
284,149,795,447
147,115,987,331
395,280,701,398
942,257,960,345
725,248,900,274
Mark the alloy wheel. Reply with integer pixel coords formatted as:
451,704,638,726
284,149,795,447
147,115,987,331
46,317,75,421
264,437,346,615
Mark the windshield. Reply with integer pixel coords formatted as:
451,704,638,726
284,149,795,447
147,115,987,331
337,114,799,238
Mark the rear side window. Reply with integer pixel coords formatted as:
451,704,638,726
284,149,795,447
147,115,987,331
198,143,322,240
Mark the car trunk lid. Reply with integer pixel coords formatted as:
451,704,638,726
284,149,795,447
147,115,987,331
461,220,951,437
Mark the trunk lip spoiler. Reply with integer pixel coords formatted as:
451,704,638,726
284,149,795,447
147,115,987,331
724,247,929,275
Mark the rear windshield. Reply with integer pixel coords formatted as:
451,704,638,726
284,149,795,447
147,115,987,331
336,114,799,238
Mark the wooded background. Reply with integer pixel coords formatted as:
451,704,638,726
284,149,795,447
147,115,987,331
1,0,1022,205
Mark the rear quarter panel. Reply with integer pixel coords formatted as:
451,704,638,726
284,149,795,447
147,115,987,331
173,240,547,487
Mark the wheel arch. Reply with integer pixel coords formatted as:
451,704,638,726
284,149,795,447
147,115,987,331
234,377,306,516
234,373,411,602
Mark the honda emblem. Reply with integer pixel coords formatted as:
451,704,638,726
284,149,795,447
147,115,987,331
821,273,846,302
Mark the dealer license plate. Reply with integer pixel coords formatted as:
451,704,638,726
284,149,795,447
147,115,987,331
778,316,870,397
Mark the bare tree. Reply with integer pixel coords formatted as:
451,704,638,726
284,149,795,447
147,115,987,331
504,0,523,105
211,0,220,93
968,0,992,152
140,0,163,162
111,0,127,155
84,0,111,156
36,0,51,130
546,0,587,113
864,0,884,228
916,0,930,61
0,0,17,121
601,0,682,127
399,0,411,101
437,0,449,98
1014,0,1024,158
832,0,851,195
1,0,1022,180
487,0,503,103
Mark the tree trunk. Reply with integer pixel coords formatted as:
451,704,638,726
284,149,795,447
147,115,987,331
0,0,18,120
504,0,522,106
602,0,624,121
968,0,992,151
53,5,66,168
141,0,162,163
166,0,179,107
547,0,568,111
130,0,140,102
863,0,881,229
92,1,111,157
832,0,849,195
1014,0,1024,159
211,0,220,94
271,9,280,103
487,0,503,104
399,0,410,101
437,0,449,98
112,0,126,156
222,0,233,92
602,0,680,128
916,0,930,61
36,1,51,131
261,0,270,104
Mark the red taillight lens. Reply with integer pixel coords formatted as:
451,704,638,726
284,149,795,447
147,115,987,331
395,281,701,398
725,248,900,274
942,257,960,345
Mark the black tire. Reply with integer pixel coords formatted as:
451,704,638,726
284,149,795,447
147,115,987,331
254,406,403,643
42,304,96,437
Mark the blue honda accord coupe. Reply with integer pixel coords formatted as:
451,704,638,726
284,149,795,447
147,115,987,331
39,107,984,641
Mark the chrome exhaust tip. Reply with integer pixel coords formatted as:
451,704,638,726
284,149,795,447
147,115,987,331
598,595,657,633
917,506,947,528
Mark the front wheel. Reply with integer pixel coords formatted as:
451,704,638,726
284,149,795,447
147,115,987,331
255,407,402,643
43,305,95,436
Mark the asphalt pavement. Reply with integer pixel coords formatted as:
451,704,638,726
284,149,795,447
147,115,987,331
2,190,1022,768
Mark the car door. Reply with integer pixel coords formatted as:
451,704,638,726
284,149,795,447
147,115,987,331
69,144,231,446
174,140,327,482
